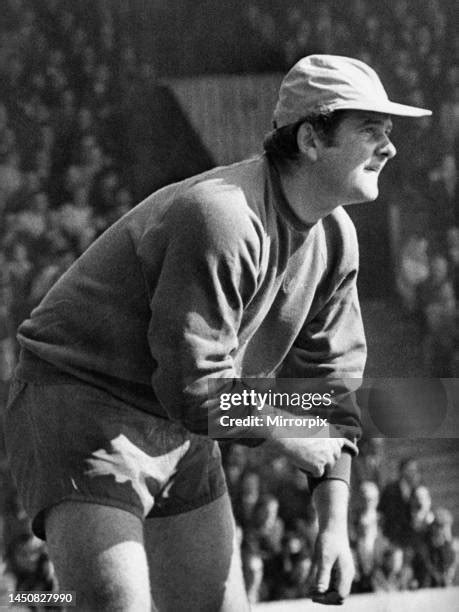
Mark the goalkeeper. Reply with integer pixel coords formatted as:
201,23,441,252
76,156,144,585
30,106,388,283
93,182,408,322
5,55,430,610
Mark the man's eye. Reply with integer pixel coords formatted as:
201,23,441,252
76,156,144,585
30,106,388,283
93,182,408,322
364,126,391,139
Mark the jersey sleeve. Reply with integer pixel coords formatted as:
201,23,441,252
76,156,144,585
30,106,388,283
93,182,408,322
143,187,265,440
277,263,367,486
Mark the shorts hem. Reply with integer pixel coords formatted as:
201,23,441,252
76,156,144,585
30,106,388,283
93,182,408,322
32,494,146,540
32,486,228,539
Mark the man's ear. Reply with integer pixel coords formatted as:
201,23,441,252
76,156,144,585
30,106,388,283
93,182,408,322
297,122,319,162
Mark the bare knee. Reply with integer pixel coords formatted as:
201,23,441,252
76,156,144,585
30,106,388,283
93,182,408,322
45,502,151,612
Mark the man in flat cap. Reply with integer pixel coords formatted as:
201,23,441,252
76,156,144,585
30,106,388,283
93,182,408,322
5,55,431,610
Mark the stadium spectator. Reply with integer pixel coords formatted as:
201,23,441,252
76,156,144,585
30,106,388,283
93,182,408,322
411,507,457,588
426,154,457,238
351,437,385,490
418,254,457,376
410,485,435,534
264,530,312,600
395,234,430,314
371,546,415,591
241,531,265,604
51,198,95,255
378,457,421,548
6,532,43,590
351,481,388,593
67,134,107,195
5,532,63,610
221,444,249,498
250,494,284,558
234,471,262,529
0,554,16,607
89,165,121,216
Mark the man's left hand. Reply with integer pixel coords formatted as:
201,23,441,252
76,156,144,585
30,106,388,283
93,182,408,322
307,527,355,605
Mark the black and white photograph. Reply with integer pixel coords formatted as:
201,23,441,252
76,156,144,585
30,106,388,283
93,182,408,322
0,1,458,610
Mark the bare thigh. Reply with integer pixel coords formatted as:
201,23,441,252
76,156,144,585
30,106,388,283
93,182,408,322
145,493,250,612
45,502,152,612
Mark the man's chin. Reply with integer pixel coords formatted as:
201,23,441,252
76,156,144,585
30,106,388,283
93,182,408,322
365,190,379,202
347,190,379,205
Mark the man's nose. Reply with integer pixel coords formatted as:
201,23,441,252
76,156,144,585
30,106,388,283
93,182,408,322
378,136,397,160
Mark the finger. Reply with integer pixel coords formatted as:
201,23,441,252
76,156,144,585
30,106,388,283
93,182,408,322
341,438,359,455
306,457,326,477
310,464,325,478
332,445,342,461
331,556,355,599
315,555,333,594
328,444,340,463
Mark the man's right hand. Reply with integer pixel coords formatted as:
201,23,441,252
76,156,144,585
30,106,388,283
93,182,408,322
263,436,345,477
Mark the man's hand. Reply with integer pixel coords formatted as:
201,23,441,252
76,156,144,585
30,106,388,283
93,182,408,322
308,528,354,604
263,436,346,477
307,479,354,604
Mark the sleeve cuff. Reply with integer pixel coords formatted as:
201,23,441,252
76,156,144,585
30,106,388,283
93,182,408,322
308,447,353,493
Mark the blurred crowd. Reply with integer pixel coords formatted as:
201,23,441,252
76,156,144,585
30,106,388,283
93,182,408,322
247,0,458,108
396,227,459,376
0,0,458,379
0,0,458,605
222,442,456,603
0,0,143,383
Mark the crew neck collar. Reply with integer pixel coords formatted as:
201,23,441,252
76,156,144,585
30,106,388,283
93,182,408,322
264,155,316,233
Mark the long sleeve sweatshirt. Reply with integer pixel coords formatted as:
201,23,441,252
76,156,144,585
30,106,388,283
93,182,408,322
18,155,366,448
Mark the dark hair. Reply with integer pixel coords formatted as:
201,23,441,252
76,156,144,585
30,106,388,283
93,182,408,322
263,110,350,162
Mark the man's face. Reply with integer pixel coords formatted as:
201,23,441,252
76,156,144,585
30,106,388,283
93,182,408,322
314,111,396,205
401,460,419,487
